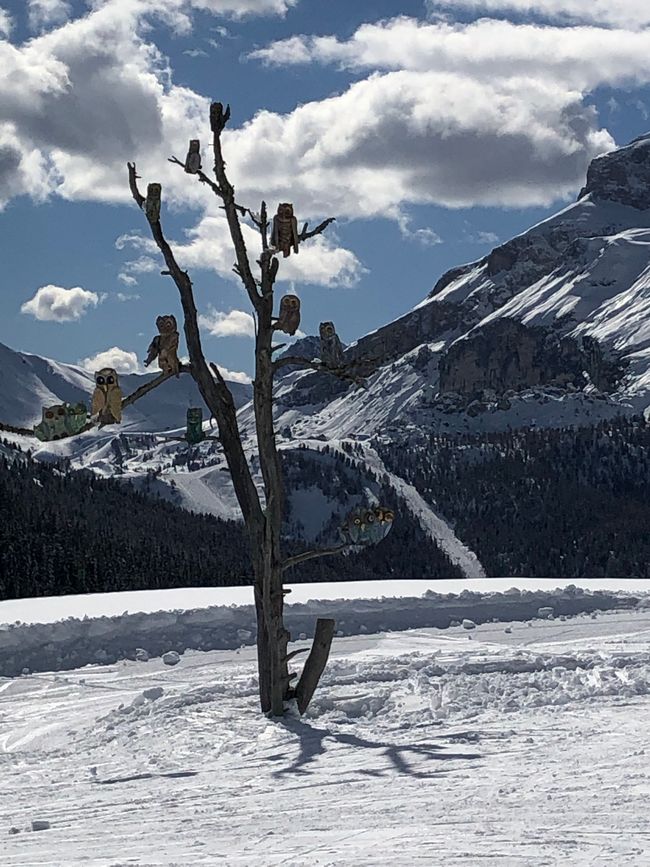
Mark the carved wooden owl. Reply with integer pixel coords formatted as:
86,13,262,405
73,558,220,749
319,321,344,367
144,314,180,377
274,294,301,336
33,404,67,441
372,506,394,542
184,140,201,174
186,407,204,445
64,402,89,437
92,368,122,425
271,202,299,258
145,183,161,223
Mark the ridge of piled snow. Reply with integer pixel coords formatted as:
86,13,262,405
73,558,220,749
1,583,644,678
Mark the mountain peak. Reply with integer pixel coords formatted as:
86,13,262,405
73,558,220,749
579,134,650,210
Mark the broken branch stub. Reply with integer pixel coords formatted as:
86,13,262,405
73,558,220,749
295,618,336,715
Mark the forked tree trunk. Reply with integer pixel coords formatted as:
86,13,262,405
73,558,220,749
252,293,291,716
126,101,340,718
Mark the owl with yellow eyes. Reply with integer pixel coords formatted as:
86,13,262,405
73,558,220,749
274,294,301,336
91,368,123,425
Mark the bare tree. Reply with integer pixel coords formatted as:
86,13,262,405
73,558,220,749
127,102,357,716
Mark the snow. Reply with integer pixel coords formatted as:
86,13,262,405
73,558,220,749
3,578,650,626
1,580,647,680
2,607,650,864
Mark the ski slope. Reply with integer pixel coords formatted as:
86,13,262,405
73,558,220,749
2,608,650,865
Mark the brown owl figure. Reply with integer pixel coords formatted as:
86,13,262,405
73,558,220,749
145,183,161,223
184,140,201,174
91,368,122,425
274,294,301,336
319,321,344,367
271,202,299,258
144,314,180,377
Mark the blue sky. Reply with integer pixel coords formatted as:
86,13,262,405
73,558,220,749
1,0,650,381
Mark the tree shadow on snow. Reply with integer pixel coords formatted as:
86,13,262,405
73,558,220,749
270,720,482,780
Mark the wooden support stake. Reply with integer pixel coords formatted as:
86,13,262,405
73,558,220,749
295,618,336,715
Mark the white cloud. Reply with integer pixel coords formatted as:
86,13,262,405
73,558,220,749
118,273,139,286
116,291,141,301
28,0,72,30
80,347,141,374
216,365,252,384
468,230,500,244
425,0,650,29
0,7,12,37
183,48,208,57
21,285,100,321
199,307,256,338
397,215,443,246
225,69,613,212
171,213,365,287
248,18,650,92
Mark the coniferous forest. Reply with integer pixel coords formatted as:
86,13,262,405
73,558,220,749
378,415,650,578
3,414,649,601
0,442,460,601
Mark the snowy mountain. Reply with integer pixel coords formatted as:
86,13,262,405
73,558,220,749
3,137,650,578
269,134,650,439
0,342,252,431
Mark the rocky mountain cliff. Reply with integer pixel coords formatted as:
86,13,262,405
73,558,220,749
270,134,650,439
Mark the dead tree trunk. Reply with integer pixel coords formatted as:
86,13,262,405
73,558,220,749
126,102,351,718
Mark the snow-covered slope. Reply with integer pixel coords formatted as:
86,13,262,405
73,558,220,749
2,594,650,865
266,135,650,439
0,342,251,431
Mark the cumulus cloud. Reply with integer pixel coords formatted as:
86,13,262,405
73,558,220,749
226,69,612,211
199,307,256,338
165,214,365,287
248,18,650,92
425,0,650,29
21,285,100,321
80,347,141,374
28,0,73,30
216,365,252,384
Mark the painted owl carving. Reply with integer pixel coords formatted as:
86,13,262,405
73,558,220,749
339,505,394,546
319,321,344,367
144,315,180,377
186,407,204,445
184,140,201,174
144,183,161,223
33,402,88,441
271,203,299,258
33,404,67,441
274,294,301,336
91,368,122,425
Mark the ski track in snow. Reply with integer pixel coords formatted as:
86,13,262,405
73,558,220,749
358,444,486,579
2,611,650,865
304,440,486,579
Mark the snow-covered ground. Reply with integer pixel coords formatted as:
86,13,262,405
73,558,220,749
1,580,648,679
2,608,650,865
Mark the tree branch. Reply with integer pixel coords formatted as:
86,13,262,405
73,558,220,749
282,544,350,572
272,356,367,387
208,103,261,311
126,161,264,529
168,155,223,198
121,364,190,411
298,217,336,243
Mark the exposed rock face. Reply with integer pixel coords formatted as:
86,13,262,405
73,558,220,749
346,299,469,367
439,320,622,397
578,134,650,210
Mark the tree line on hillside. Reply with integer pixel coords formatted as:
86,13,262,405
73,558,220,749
376,416,650,578
0,441,461,602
